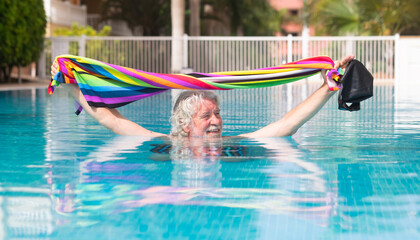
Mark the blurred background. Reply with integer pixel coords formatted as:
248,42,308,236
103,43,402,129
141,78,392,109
0,0,419,85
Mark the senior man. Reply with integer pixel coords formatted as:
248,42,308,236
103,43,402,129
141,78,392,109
51,55,354,138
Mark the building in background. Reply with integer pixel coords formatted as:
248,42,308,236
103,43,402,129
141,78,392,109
201,0,309,36
41,0,309,37
83,0,134,36
268,0,308,36
43,0,87,37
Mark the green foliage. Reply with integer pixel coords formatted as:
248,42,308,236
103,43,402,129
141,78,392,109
101,0,171,36
308,0,420,35
53,23,111,36
0,0,46,82
100,0,283,36
204,0,285,36
53,23,112,64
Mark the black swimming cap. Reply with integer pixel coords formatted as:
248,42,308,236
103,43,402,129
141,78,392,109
338,59,374,111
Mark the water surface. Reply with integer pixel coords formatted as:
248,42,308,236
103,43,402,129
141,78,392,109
0,83,419,239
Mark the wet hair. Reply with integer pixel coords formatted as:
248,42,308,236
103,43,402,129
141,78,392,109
170,90,220,137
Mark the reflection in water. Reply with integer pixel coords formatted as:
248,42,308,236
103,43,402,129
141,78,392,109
46,135,334,239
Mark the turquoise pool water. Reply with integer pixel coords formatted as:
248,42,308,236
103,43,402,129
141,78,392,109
1,84,419,239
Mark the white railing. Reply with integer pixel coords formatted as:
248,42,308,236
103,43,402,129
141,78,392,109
187,35,397,80
39,35,398,82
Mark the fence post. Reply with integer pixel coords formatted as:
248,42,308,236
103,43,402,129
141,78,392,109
287,34,293,63
79,34,86,57
301,29,310,99
302,28,309,58
346,36,353,56
38,42,46,80
394,33,400,81
183,34,189,69
286,34,293,111
172,36,183,73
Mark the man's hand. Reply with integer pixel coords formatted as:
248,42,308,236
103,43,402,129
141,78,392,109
334,55,355,70
321,55,355,84
240,54,357,138
51,59,165,137
51,61,58,76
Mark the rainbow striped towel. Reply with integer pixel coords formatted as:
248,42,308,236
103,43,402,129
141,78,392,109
48,55,341,114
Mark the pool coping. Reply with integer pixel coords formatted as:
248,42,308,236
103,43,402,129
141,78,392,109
0,80,394,92
0,82,50,91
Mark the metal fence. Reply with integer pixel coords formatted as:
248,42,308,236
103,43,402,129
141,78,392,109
39,35,398,81
40,35,397,139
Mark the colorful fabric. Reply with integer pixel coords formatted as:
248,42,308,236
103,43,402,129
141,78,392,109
48,55,341,114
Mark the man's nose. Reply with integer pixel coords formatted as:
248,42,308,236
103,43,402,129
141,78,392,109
209,113,221,124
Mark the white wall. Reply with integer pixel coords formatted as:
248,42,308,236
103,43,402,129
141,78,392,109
44,0,87,27
395,37,420,100
395,36,420,132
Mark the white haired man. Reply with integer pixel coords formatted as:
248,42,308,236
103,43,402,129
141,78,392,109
52,55,354,138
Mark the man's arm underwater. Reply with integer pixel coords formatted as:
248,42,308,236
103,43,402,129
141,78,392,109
239,55,355,138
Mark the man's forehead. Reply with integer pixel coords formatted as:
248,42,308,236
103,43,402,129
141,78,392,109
195,99,220,113
201,98,218,107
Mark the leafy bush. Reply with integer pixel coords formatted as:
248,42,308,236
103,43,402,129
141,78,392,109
53,22,111,37
0,0,46,82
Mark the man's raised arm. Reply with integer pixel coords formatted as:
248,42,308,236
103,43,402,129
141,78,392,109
239,55,355,138
66,85,166,137
52,62,166,137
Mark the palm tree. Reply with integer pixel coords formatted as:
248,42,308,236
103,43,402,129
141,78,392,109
189,0,201,36
307,0,360,35
307,0,420,35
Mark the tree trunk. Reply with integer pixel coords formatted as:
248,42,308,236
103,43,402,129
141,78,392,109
189,0,200,36
0,66,5,82
6,65,13,83
171,0,185,73
236,26,244,36
18,65,22,84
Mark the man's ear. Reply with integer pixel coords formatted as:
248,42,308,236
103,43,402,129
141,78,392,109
182,123,191,134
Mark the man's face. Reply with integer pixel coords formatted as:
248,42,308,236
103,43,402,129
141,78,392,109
186,99,223,138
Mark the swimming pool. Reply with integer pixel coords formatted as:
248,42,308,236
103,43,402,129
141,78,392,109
1,82,419,239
